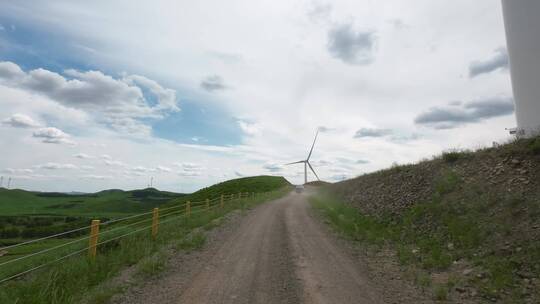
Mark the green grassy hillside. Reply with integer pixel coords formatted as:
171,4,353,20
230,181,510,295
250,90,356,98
0,186,291,304
0,175,290,246
164,175,290,207
0,175,289,218
0,187,185,217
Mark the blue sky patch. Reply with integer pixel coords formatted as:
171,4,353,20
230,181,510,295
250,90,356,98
0,17,96,73
152,99,242,146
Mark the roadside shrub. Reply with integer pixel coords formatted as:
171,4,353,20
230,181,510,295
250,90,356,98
445,216,482,249
528,137,540,155
415,272,432,288
0,227,20,238
433,284,448,300
420,243,453,270
64,216,83,223
136,251,167,278
310,193,387,245
14,217,30,226
21,226,62,238
175,232,206,251
434,170,461,195
397,245,415,265
26,217,55,228
442,150,462,163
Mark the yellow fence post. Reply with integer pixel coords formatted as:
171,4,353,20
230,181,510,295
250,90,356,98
206,198,210,211
88,219,100,259
186,201,191,217
152,208,159,239
220,194,224,208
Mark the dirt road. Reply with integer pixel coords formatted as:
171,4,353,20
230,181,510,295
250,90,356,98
115,190,385,304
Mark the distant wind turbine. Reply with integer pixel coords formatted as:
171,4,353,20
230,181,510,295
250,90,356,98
285,131,321,184
0,176,3,188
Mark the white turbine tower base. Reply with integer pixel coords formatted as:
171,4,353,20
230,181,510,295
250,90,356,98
502,0,540,137
285,131,321,185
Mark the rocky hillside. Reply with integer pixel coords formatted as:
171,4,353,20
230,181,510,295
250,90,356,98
332,137,539,218
327,136,540,303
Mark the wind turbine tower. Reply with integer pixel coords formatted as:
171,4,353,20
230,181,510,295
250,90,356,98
285,131,321,184
0,176,3,188
501,1,540,137
7,177,12,189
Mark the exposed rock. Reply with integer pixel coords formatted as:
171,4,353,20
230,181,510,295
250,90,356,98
455,286,467,293
518,271,534,279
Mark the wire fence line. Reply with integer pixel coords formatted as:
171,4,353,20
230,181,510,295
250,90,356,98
0,247,89,285
0,204,201,284
0,194,235,252
0,208,189,270
0,223,95,252
0,204,188,253
0,191,260,285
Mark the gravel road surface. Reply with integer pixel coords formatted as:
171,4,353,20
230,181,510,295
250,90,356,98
114,189,386,304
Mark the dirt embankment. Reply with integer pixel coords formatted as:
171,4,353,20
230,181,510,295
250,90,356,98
331,138,540,218
328,137,540,303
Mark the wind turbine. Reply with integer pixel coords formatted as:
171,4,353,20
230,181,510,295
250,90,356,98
285,131,321,184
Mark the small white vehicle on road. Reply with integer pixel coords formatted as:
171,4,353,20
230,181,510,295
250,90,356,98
295,185,304,193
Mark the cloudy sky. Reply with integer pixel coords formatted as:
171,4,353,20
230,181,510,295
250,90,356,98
0,0,515,192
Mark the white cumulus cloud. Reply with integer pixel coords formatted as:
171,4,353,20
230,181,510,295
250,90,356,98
35,162,78,170
73,153,93,159
156,165,172,172
0,61,179,137
32,127,74,144
237,120,260,136
2,113,41,128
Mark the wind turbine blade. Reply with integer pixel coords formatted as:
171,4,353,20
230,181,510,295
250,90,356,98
307,162,320,181
306,131,319,161
284,160,304,165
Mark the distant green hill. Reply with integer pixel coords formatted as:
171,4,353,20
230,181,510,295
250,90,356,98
0,187,186,217
0,175,290,217
165,175,291,207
